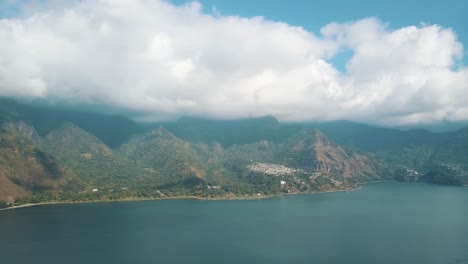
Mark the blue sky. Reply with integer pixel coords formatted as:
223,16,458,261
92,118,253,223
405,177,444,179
0,0,467,125
170,0,468,66
3,0,467,48
1,0,466,67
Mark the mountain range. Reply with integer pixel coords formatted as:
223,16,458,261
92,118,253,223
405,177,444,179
1,98,467,207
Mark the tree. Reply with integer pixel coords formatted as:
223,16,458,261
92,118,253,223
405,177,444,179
0,201,9,209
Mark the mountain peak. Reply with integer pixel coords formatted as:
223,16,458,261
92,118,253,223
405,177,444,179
45,121,112,155
151,126,176,138
177,115,279,125
312,129,333,149
289,129,332,152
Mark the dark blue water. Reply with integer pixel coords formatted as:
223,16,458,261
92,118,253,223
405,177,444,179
1,183,467,264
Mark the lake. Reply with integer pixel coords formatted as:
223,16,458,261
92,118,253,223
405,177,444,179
1,183,467,264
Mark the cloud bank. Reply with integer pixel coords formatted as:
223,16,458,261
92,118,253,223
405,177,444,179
0,0,466,125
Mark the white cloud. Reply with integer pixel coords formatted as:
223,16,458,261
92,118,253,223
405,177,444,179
0,0,466,125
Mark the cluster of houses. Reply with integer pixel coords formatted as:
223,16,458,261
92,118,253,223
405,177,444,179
247,162,302,176
91,187,129,193
440,163,468,177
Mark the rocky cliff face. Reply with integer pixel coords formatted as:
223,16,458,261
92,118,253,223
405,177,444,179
0,126,69,200
284,130,389,182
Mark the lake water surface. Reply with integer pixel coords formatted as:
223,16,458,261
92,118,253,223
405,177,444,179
1,183,467,264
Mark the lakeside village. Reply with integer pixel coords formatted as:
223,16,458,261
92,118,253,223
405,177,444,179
24,162,467,203
86,162,305,197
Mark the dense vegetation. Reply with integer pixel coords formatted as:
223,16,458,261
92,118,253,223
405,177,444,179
1,98,467,205
0,201,8,209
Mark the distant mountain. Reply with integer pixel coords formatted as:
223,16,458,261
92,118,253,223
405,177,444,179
161,115,302,147
307,121,448,152
1,99,467,206
0,98,143,148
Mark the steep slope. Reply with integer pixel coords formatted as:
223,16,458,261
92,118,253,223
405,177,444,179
309,121,468,186
41,122,157,189
283,130,390,182
0,126,71,201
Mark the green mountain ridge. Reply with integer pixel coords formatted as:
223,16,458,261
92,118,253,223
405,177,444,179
1,99,467,205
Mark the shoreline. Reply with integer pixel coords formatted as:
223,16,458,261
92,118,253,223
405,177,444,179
1,181,462,211
0,186,361,211
0,203,41,211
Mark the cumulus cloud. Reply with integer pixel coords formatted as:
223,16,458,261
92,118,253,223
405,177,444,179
0,0,466,125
